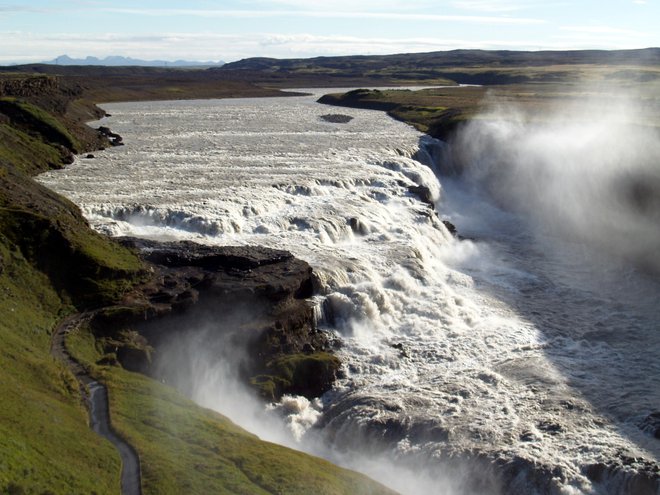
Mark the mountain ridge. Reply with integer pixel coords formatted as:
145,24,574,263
44,54,225,67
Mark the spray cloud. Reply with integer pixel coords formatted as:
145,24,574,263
450,83,660,275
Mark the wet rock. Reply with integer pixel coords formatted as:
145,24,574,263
537,421,562,434
320,113,354,124
59,146,75,165
97,238,331,400
98,125,124,146
442,219,457,236
391,342,409,358
407,184,434,208
640,411,660,439
583,454,659,495
84,153,95,159
348,217,369,235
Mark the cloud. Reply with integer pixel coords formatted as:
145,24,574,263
99,7,545,24
254,0,435,10
450,0,567,12
559,25,648,36
0,4,51,14
554,25,654,48
450,0,531,12
1,30,636,65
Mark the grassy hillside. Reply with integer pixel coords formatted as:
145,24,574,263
0,235,123,495
68,327,394,495
0,76,146,494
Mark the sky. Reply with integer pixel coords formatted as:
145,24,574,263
0,0,658,64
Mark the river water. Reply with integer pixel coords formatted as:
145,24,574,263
39,91,659,494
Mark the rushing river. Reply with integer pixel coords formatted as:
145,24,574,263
39,91,659,494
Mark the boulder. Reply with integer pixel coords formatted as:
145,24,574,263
408,184,434,208
641,411,660,439
320,114,354,124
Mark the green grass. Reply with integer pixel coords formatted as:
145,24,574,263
0,238,122,495
0,206,145,308
0,125,64,176
68,327,397,495
0,98,80,152
0,92,147,492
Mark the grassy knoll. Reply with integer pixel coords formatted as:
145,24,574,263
67,326,396,495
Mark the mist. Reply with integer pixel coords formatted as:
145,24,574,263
448,85,660,277
151,314,511,495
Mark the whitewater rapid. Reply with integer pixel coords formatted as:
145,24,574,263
39,92,659,494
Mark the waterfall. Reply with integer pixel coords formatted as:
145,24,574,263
39,92,660,495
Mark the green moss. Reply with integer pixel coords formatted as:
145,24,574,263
0,206,145,307
252,352,341,401
0,98,80,152
0,124,63,175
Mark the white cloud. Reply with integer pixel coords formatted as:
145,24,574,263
100,7,545,24
253,0,435,10
450,0,529,12
2,30,640,65
450,0,567,12
559,25,648,37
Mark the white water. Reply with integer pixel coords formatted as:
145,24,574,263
39,92,659,494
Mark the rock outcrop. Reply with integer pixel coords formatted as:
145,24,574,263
92,238,339,401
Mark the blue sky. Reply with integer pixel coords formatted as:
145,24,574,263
1,0,658,63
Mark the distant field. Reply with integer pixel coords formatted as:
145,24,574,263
318,72,660,139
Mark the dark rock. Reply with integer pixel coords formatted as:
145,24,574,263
84,154,95,159
640,411,660,439
407,185,434,208
348,217,368,235
59,146,75,165
320,113,354,123
98,125,124,146
98,238,332,400
583,454,659,495
302,343,316,353
537,421,562,434
442,219,457,236
390,342,409,358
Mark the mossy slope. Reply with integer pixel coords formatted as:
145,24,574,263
0,76,145,493
0,232,122,494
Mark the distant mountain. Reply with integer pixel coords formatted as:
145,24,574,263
44,55,225,67
220,48,660,71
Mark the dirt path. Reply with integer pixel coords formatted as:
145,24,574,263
51,313,142,495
